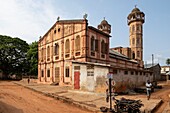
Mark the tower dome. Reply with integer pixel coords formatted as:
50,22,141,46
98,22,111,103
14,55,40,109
101,19,109,25
97,18,111,34
127,7,145,25
131,7,140,13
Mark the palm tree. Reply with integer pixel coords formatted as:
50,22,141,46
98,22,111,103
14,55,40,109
166,58,170,66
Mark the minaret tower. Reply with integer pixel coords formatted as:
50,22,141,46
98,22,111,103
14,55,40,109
127,6,145,63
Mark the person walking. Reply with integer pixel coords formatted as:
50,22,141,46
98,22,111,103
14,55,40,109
28,76,30,84
146,80,152,100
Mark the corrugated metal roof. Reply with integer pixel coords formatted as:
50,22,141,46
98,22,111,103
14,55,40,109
166,71,170,75
66,60,111,67
109,49,129,59
109,49,137,63
144,63,159,69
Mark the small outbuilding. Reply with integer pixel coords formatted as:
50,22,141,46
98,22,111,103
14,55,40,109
166,71,170,83
144,63,161,81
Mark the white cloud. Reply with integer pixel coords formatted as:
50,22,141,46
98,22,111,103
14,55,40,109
0,0,66,43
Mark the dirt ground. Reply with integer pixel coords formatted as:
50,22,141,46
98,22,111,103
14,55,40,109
151,82,170,113
0,81,92,113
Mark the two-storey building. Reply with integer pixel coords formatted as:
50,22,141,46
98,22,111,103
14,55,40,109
38,7,153,92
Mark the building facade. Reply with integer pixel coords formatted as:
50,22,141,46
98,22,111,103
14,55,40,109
161,66,170,81
38,7,153,92
145,63,161,81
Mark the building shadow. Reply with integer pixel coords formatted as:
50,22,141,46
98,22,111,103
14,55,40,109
0,101,23,113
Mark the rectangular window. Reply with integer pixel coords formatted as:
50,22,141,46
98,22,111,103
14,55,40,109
65,67,69,77
75,52,80,56
47,69,50,77
87,65,94,69
91,51,95,56
140,72,142,75
124,70,128,75
131,71,134,75
87,71,94,76
65,54,70,58
74,66,80,70
41,70,44,77
135,71,138,75
101,54,105,58
87,65,94,76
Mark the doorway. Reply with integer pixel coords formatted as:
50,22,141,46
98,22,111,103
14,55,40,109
74,71,80,89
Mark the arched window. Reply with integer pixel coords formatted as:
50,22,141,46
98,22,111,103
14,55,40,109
47,46,50,57
132,52,135,59
101,40,105,53
75,35,80,51
137,25,140,31
137,37,140,44
41,48,43,60
132,25,135,32
65,39,70,53
132,38,135,45
47,69,50,77
54,43,59,55
91,36,95,51
137,51,140,57
44,48,45,59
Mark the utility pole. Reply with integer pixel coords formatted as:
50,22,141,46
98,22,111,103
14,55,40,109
109,78,112,110
106,73,114,112
152,54,155,82
152,54,154,66
145,61,147,69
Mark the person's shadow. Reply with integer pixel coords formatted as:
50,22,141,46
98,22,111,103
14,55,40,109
0,101,23,113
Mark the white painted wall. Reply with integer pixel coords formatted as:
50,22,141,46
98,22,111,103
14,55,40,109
72,63,109,91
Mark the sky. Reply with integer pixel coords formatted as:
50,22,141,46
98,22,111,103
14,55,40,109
0,0,170,66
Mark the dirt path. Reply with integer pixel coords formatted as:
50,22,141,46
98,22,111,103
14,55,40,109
0,81,92,113
151,82,170,113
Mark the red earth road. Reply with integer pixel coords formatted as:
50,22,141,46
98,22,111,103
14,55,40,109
0,81,92,113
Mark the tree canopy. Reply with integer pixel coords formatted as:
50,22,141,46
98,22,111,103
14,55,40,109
0,35,29,78
27,41,38,76
166,58,170,66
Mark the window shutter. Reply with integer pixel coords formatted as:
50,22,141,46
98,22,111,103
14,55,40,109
91,38,93,51
105,43,108,54
95,39,98,51
101,41,105,53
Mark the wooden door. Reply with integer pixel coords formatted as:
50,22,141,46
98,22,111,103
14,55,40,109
74,71,80,89
55,67,60,83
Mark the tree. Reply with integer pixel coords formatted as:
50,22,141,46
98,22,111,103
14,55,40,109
0,35,29,78
27,41,38,76
166,58,170,66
